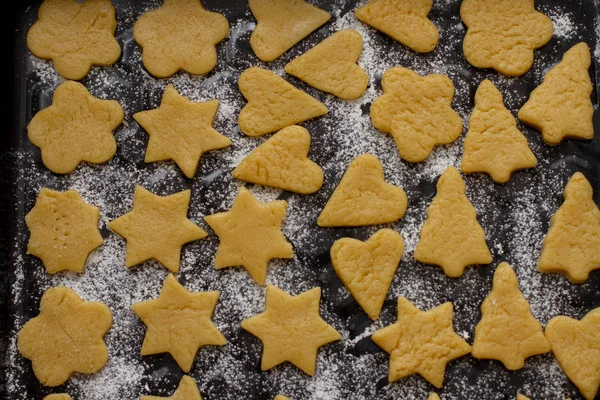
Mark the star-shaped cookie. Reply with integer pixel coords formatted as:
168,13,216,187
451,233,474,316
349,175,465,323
241,284,341,375
133,274,226,373
109,186,207,273
372,297,471,387
204,187,293,285
134,85,231,179
142,375,203,400
44,394,72,400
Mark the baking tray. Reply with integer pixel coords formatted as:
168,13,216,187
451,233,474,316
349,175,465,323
3,0,600,399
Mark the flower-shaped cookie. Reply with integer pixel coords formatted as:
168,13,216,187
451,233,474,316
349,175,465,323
134,0,229,78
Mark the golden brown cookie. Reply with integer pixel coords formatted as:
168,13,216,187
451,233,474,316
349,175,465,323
27,0,121,80
330,229,404,320
284,29,368,100
518,43,594,145
44,395,72,400
516,395,530,400
28,81,124,174
142,375,202,400
428,394,441,400
274,396,290,400
370,67,462,163
241,284,341,375
248,0,330,62
134,0,229,78
17,287,112,386
238,67,328,137
317,154,408,227
461,80,537,183
372,297,471,387
414,166,492,277
26,188,103,274
538,172,600,283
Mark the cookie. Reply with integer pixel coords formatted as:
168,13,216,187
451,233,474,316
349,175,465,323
204,187,293,285
317,154,407,227
248,0,330,62
471,263,551,369
274,396,290,400
284,29,368,100
241,285,341,375
461,79,537,183
354,0,438,53
232,125,323,194
28,81,124,174
429,394,440,400
545,308,600,400
460,0,553,76
27,0,121,80
134,85,231,178
538,172,600,283
372,297,471,388
370,67,462,163
108,186,207,273
414,166,492,277
44,395,72,400
132,274,226,372
17,287,112,386
518,43,594,145
330,229,404,320
25,188,103,274
142,375,202,400
238,67,328,137
516,395,530,400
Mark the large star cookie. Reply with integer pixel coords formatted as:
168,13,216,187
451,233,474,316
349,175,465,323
248,0,330,62
545,308,600,400
44,395,72,400
109,186,207,273
28,81,124,174
330,229,404,320
134,85,231,178
370,67,462,163
142,375,203,400
284,29,368,100
518,43,594,145
461,0,553,76
27,0,121,80
17,287,112,386
26,188,103,274
461,80,537,183
134,0,229,78
241,284,341,375
318,154,407,227
538,172,600,283
232,125,324,194
355,0,438,53
414,166,492,277
133,274,226,372
472,263,550,369
372,297,471,387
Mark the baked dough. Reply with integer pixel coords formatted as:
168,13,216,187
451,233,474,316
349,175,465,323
142,375,202,400
428,394,440,400
44,395,72,400
516,395,530,400
274,396,290,400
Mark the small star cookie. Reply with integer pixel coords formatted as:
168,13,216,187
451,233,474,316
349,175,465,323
355,0,438,53
248,0,330,62
516,395,530,400
461,79,537,183
109,186,207,273
370,67,462,163
330,229,404,320
518,43,594,145
134,0,229,78
134,85,231,179
17,287,112,386
538,172,600,283
28,81,124,174
274,396,290,400
26,188,103,274
372,297,471,387
414,166,492,277
204,187,293,285
44,395,72,400
428,394,440,400
142,375,203,400
317,154,408,227
472,263,551,369
232,125,324,194
545,308,600,400
133,274,226,372
241,284,341,375
284,29,368,100
460,0,553,76
238,67,328,137
27,0,121,80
